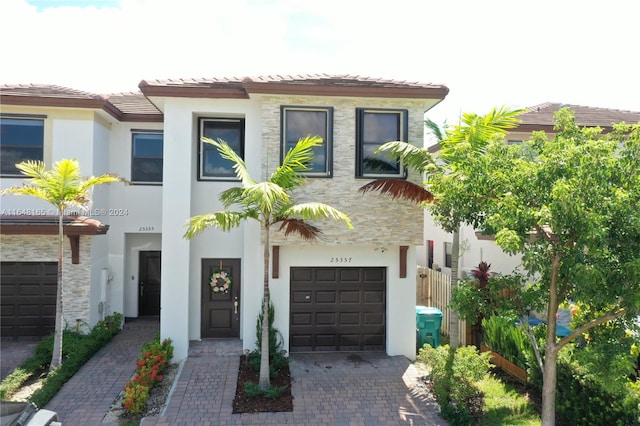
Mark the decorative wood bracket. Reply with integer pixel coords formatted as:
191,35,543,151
400,245,408,278
272,245,279,279
68,235,80,264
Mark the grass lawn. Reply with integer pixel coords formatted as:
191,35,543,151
478,372,541,425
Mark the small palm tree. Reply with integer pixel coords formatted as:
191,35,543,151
1,159,122,370
359,107,521,348
184,135,352,390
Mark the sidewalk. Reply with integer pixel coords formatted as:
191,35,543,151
44,317,159,425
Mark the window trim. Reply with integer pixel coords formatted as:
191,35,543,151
280,105,333,178
0,114,46,177
355,108,408,179
130,130,163,185
198,117,245,181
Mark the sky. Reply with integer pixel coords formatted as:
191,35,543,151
1,0,639,125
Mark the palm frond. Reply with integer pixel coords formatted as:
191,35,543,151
183,211,243,239
202,137,256,187
243,182,289,214
376,141,435,172
219,187,246,208
271,135,322,189
358,178,434,204
276,218,323,240
281,202,353,229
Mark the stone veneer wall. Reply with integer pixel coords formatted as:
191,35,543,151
0,234,93,329
261,95,426,247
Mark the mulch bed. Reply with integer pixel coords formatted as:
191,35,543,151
232,355,293,413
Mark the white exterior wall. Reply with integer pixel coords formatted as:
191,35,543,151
107,120,164,317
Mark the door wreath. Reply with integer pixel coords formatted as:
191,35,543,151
210,270,232,293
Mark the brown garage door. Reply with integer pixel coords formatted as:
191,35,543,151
1,262,57,340
290,267,386,352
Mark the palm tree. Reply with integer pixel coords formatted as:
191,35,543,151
184,135,352,390
1,159,122,370
359,107,521,348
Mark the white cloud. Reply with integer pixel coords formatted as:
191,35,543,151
1,0,639,124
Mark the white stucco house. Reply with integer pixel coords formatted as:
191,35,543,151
0,75,449,360
418,103,640,278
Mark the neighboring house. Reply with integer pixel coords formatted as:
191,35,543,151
0,75,449,361
419,103,640,279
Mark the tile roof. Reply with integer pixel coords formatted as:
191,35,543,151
518,102,640,131
139,74,449,99
1,84,162,122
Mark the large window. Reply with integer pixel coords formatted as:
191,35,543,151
131,131,163,184
355,108,408,178
199,118,245,180
0,116,45,176
281,106,333,177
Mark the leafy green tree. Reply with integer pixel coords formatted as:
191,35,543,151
1,159,122,370
184,135,352,390
434,108,640,425
360,107,522,348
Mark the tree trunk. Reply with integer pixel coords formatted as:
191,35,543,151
50,210,64,371
449,228,460,349
541,253,561,425
259,221,271,390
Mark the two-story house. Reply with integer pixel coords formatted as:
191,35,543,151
1,75,449,360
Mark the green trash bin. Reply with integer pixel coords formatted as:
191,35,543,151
416,306,443,350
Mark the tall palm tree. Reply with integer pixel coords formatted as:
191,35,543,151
184,135,352,390
1,159,122,370
359,107,521,348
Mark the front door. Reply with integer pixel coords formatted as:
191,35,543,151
139,251,161,316
201,258,240,338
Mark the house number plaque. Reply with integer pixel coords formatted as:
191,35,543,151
330,257,352,263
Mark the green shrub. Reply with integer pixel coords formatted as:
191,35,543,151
27,313,123,407
264,385,286,399
1,314,123,403
243,381,263,398
482,316,531,370
255,299,284,355
550,359,640,425
417,344,491,425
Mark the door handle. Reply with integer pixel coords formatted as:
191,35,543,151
234,300,238,314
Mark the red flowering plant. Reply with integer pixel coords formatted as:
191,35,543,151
122,337,174,415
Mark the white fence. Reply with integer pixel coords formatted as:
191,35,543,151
416,266,468,346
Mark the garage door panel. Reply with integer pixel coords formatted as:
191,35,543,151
339,312,360,325
339,290,360,303
290,267,386,352
364,290,384,304
362,268,385,282
338,269,360,282
315,269,337,282
315,312,336,325
1,262,57,340
316,290,336,303
291,268,313,282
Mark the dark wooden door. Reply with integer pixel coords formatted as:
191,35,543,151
290,267,386,352
139,251,161,316
201,258,240,338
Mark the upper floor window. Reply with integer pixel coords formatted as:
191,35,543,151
131,131,163,184
0,116,45,176
355,108,408,178
281,106,333,177
199,118,245,181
